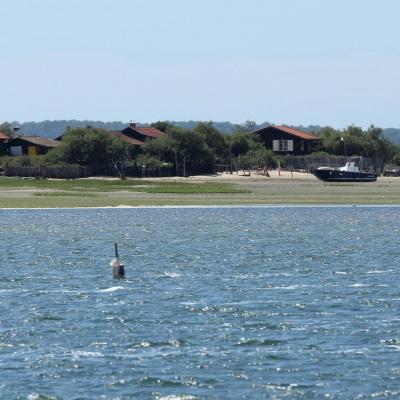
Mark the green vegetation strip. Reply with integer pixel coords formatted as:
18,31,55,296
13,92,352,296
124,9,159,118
0,177,153,190
1,176,399,208
33,191,99,197
0,177,246,194
134,183,248,194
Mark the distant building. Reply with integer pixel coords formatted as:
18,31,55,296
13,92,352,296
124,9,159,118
56,123,164,147
4,136,61,156
0,131,9,142
110,123,164,159
109,131,145,146
120,122,164,145
0,131,9,156
254,125,320,155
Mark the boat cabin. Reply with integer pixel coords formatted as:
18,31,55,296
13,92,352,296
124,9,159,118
339,157,363,172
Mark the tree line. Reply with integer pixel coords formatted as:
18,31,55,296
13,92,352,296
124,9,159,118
1,122,400,174
316,125,400,163
46,123,278,174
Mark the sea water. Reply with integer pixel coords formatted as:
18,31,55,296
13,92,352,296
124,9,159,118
0,207,400,399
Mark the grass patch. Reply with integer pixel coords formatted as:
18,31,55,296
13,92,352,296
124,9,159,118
2,175,399,208
133,183,248,194
33,191,99,197
0,177,243,194
0,177,152,190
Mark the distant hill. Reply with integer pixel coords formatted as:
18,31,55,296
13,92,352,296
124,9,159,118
14,120,127,138
297,125,400,145
4,120,400,145
381,128,400,145
4,119,272,138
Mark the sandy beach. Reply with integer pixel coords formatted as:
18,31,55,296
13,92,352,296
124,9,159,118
146,169,314,181
0,169,399,208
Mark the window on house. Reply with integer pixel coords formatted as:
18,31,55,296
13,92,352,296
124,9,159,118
10,146,22,156
273,140,294,152
279,140,288,151
273,140,293,152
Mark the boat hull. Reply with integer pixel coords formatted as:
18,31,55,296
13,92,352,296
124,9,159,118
313,169,377,182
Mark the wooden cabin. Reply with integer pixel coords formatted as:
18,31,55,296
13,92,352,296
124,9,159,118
109,131,145,146
0,131,9,142
120,122,164,143
4,136,60,156
254,125,320,155
0,131,9,155
56,123,164,147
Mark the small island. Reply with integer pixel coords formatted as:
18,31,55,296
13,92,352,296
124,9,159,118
0,121,399,207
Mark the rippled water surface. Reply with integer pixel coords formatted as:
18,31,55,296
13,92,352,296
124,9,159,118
1,207,400,399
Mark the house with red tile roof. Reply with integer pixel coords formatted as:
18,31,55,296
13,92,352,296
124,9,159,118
0,131,9,155
0,131,9,141
56,123,164,148
108,123,164,159
120,122,164,144
254,125,320,155
109,131,145,146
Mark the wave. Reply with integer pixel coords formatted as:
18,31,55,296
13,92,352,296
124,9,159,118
27,394,60,400
71,350,104,358
98,286,125,292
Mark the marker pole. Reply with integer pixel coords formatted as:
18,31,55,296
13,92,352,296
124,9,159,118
115,243,119,258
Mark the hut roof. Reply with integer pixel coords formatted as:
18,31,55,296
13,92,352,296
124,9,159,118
110,131,144,146
273,126,318,140
255,125,319,141
132,126,163,138
123,124,164,139
14,136,61,148
0,131,9,140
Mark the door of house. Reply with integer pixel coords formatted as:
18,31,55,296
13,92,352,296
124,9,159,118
28,146,38,156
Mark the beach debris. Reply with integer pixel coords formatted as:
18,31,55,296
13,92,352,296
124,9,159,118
110,243,125,279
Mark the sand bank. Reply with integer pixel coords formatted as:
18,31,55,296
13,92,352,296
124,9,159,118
0,170,399,207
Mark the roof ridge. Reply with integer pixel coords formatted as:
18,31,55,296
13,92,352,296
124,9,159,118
253,125,319,140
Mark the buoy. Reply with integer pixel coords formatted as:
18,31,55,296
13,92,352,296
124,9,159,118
110,243,125,279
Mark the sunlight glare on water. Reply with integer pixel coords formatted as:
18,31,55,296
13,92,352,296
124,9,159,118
0,207,400,399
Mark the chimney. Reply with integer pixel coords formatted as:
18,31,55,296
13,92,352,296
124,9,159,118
129,121,136,128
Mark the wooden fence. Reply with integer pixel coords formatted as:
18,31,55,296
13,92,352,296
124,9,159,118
3,164,177,179
4,165,90,179
4,157,385,179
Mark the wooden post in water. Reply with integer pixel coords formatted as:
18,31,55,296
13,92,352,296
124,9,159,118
111,243,125,279
114,242,119,258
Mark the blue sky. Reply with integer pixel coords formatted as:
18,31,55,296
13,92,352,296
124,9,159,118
1,0,400,127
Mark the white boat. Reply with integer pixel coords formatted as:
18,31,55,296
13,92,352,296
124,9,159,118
312,157,377,182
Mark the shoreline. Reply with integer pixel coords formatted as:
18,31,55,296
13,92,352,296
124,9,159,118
1,170,400,208
1,204,400,210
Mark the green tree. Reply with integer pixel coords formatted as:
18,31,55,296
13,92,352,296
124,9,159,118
143,126,214,175
0,122,17,138
240,147,277,169
316,125,400,162
393,151,400,166
240,120,257,132
193,122,228,159
227,132,252,156
46,127,128,165
151,121,175,133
